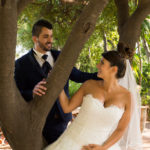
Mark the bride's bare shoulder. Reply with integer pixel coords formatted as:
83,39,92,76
120,86,132,105
81,80,104,95
82,80,103,88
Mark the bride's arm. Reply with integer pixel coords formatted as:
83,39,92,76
101,93,132,149
59,81,88,113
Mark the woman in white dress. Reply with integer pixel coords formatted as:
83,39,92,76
44,43,142,150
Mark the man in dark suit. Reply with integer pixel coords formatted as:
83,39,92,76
14,19,99,144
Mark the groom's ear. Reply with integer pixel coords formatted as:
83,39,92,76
32,36,37,43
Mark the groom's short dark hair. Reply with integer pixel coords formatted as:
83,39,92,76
32,19,53,37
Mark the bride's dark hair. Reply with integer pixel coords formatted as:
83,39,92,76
117,42,133,59
102,42,131,79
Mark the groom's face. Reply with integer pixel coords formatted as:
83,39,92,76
33,27,53,53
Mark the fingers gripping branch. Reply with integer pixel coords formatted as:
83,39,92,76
114,0,129,32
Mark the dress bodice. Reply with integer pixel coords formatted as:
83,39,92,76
75,94,124,131
45,94,124,150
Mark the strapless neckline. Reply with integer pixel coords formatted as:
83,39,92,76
83,94,124,111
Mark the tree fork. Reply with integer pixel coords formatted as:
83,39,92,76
115,0,150,50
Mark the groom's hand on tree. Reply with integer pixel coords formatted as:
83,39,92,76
33,79,47,97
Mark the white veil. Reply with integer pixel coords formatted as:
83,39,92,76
118,60,143,150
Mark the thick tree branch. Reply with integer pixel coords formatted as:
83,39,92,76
0,1,33,149
118,0,150,49
17,0,34,16
114,0,129,34
30,0,109,130
131,0,150,26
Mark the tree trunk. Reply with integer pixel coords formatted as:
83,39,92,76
0,1,43,150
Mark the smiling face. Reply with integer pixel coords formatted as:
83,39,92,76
33,27,53,54
97,58,117,80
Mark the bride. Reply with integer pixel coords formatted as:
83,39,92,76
44,43,142,150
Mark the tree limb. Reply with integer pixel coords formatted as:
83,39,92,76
118,0,150,49
31,0,109,129
132,0,150,23
114,0,129,34
17,0,34,16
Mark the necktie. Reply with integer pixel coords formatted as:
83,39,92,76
42,54,52,77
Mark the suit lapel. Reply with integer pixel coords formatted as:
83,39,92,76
28,49,46,78
27,49,59,78
28,49,65,117
51,50,59,62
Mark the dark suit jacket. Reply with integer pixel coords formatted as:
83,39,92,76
14,49,100,144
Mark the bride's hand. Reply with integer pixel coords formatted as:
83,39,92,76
81,144,106,150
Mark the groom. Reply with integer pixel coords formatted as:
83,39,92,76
14,19,99,144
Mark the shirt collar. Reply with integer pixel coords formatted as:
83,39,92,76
33,48,50,59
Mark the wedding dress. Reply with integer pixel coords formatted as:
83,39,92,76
45,94,124,150
44,60,142,150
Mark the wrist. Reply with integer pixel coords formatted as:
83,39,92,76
101,142,108,149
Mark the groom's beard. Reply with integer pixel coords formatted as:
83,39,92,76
38,40,52,52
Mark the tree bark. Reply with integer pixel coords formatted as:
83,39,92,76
114,0,129,34
115,0,150,49
17,0,34,16
0,1,30,149
0,0,47,150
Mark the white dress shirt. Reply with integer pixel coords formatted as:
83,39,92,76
33,49,54,68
